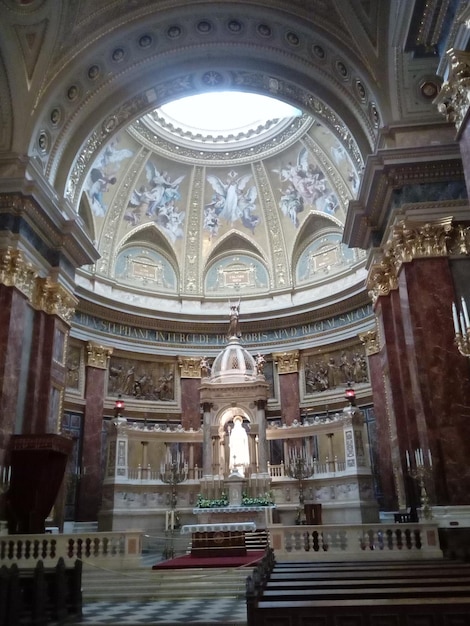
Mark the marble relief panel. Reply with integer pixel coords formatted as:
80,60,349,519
303,346,368,395
108,356,176,402
66,343,83,394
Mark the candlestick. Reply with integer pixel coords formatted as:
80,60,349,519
462,297,470,329
452,302,460,334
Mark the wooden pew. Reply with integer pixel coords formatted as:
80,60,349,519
246,558,470,626
0,558,82,626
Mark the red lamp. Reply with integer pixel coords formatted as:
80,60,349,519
345,383,356,405
114,395,125,417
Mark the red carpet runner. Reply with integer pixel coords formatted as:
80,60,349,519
152,550,266,570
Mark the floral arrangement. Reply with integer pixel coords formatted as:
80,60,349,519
196,491,274,508
196,493,228,508
241,492,274,506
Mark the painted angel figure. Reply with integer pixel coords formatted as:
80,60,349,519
274,148,330,225
129,161,185,219
206,171,257,226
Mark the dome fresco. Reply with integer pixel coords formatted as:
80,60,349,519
78,100,365,310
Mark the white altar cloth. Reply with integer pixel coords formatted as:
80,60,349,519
181,521,256,534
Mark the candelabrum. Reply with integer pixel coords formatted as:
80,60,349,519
160,458,188,513
160,456,187,559
285,452,314,524
406,448,433,520
452,297,470,357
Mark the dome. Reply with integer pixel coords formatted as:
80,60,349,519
210,337,257,383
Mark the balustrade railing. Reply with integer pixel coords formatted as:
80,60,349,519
268,460,346,478
127,465,203,481
269,523,442,561
0,530,143,569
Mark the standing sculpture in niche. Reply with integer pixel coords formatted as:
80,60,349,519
229,416,250,476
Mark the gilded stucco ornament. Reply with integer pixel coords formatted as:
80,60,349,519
178,357,203,379
368,218,455,303
86,343,113,369
33,277,78,324
435,49,470,136
386,218,453,264
0,248,37,300
273,350,299,374
358,329,380,356
367,256,398,303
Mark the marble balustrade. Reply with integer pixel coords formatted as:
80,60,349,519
269,522,443,561
0,530,143,568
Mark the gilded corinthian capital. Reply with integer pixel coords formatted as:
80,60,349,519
86,342,113,369
387,218,453,263
273,350,299,374
33,277,78,324
0,248,37,299
368,218,455,302
359,329,380,356
435,49,470,135
367,256,398,303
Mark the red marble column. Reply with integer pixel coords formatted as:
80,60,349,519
181,378,202,430
76,359,107,521
366,343,398,511
0,285,30,461
23,310,69,434
372,257,470,508
398,257,470,505
278,373,301,425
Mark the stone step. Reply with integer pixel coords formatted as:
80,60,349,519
82,566,249,602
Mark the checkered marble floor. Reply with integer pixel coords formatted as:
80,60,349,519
80,598,247,625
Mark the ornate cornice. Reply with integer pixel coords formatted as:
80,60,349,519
359,329,380,356
0,248,37,299
86,342,113,369
33,277,79,324
178,357,202,379
436,49,470,137
367,217,467,303
273,350,299,374
343,143,464,250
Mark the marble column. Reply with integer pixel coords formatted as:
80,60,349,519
76,343,112,521
368,223,470,508
0,282,33,459
360,328,400,511
179,357,203,430
274,351,300,425
398,256,470,505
